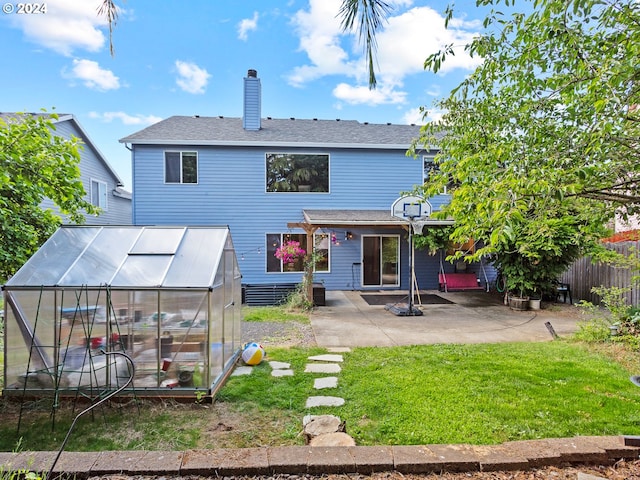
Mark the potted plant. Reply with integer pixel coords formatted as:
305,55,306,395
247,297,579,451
493,256,535,311
275,240,306,265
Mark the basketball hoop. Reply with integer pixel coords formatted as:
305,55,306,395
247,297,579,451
388,196,433,317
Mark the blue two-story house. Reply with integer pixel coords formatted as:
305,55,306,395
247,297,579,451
120,69,466,297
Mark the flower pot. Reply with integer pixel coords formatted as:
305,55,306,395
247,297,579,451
508,295,530,311
529,298,541,310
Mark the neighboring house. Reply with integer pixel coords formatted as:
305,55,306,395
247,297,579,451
1,113,132,225
120,70,480,293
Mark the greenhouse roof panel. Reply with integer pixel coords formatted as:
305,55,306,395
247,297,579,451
163,228,229,287
4,226,233,289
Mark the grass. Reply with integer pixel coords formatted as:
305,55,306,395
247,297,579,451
1,340,639,451
222,341,640,446
241,305,309,323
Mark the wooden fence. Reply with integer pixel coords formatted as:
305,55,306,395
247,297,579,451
560,240,640,306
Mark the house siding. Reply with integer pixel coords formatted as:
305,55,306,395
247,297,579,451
132,144,453,290
44,118,131,225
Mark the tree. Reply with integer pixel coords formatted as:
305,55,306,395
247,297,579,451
414,0,639,297
0,113,98,281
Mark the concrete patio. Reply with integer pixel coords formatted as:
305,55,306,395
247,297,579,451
310,290,582,348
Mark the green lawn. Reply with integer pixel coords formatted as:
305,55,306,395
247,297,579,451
2,340,638,451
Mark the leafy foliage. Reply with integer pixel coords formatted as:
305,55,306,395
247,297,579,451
414,0,639,296
0,112,97,281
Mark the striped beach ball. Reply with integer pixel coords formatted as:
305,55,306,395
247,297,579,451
242,342,265,365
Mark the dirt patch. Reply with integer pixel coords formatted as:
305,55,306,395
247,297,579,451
241,320,316,348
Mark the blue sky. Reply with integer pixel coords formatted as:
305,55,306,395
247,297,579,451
1,0,488,189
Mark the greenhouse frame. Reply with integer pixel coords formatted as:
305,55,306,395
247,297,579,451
2,225,242,401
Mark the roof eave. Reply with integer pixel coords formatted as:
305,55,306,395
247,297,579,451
118,139,414,150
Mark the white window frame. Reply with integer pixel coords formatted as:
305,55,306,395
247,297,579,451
90,179,108,210
423,153,448,194
265,152,330,193
164,151,198,184
266,233,331,273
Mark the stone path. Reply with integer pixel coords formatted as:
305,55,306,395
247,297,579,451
304,349,345,409
233,347,354,444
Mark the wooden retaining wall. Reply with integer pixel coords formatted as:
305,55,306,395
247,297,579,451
560,241,640,306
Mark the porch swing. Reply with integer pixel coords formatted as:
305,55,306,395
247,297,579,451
437,240,488,292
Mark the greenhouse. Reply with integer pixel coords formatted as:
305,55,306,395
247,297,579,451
2,225,242,400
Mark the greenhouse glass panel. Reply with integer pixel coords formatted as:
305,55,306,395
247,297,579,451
8,227,100,286
130,227,186,254
59,228,142,286
111,255,173,287
164,228,226,287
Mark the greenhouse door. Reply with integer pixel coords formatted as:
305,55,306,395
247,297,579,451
362,235,399,287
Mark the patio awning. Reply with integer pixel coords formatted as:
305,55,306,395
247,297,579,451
288,209,454,229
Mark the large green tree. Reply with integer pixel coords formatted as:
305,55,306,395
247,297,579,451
0,113,97,281
415,0,639,296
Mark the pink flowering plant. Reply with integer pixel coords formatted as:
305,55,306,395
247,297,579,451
275,240,306,264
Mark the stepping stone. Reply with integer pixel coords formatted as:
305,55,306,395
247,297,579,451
577,474,607,480
309,432,356,447
269,361,290,370
231,366,253,376
314,376,338,389
303,414,342,427
328,347,351,353
308,354,343,363
303,415,344,437
305,396,345,408
304,363,341,374
271,369,294,377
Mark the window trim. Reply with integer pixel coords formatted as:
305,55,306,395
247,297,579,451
90,178,108,210
164,151,199,184
423,153,448,194
266,233,331,273
265,152,330,194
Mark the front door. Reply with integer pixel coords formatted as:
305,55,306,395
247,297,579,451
362,235,400,287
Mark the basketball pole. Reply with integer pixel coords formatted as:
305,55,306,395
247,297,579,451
407,218,415,314
405,217,422,316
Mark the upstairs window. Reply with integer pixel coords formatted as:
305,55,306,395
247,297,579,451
423,153,452,194
165,151,198,184
266,153,329,192
90,179,107,209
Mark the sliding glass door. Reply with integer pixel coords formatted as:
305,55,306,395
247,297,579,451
362,235,399,287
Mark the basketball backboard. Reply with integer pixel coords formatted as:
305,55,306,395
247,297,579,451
391,195,432,221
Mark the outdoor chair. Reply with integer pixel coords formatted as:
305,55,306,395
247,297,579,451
556,282,572,304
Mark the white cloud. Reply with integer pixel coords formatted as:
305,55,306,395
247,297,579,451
287,1,483,105
68,59,120,91
88,111,162,125
238,11,259,41
6,0,113,55
403,106,445,124
375,6,482,84
287,0,356,86
174,60,211,94
333,83,407,106
402,107,425,126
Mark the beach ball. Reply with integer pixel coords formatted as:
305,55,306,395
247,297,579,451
242,342,265,365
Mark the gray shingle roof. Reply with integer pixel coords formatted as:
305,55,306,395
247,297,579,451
119,116,424,149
